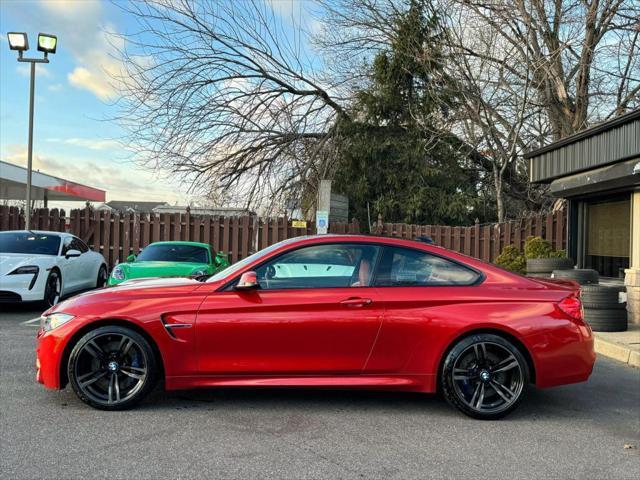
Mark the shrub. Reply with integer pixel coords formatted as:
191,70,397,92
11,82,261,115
495,245,526,274
523,236,554,259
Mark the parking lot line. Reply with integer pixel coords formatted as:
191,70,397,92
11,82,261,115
21,317,41,325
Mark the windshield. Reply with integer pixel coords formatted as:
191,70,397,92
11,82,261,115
0,232,61,256
136,244,209,263
207,238,300,282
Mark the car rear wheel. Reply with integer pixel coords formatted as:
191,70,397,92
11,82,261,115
441,334,529,420
43,270,61,308
68,326,157,410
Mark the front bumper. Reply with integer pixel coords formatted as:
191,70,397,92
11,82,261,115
0,272,45,302
35,322,75,389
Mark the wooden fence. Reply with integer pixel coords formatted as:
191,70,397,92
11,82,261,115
0,206,360,267
0,205,566,267
372,210,567,263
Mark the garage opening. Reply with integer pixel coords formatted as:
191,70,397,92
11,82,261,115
585,195,631,278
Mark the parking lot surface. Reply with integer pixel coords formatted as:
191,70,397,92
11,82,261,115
1,304,639,480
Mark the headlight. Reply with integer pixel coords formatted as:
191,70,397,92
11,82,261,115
192,269,206,276
9,265,39,275
111,266,125,280
40,313,75,332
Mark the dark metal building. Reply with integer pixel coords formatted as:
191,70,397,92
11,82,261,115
527,109,640,324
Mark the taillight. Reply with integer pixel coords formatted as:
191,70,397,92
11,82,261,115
558,295,583,321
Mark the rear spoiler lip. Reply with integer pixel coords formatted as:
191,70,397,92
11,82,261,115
528,277,581,292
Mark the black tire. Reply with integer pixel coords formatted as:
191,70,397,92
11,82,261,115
552,269,599,285
68,326,157,410
441,333,529,420
584,309,628,332
42,269,62,308
580,285,626,309
526,257,574,274
96,265,108,288
526,272,551,279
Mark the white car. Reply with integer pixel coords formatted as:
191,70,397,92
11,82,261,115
0,230,108,307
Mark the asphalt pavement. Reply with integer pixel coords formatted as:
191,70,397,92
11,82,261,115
1,304,639,480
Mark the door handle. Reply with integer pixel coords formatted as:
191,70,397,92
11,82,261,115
340,297,373,307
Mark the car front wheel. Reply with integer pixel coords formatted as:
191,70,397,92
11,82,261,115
68,326,157,410
441,333,529,420
43,270,61,308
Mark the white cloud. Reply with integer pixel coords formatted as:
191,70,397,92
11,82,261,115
2,144,188,203
39,0,102,15
32,0,123,100
46,137,122,151
67,67,115,101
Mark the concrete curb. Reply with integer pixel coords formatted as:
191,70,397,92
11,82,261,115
594,336,640,368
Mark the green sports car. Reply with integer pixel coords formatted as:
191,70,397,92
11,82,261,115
108,241,230,286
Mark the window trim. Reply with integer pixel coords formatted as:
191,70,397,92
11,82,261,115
72,236,89,253
221,242,383,292
372,245,484,288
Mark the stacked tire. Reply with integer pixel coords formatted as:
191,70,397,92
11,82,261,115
580,284,627,332
526,257,574,278
552,268,599,285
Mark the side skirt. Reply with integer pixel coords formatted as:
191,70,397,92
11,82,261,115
165,374,436,393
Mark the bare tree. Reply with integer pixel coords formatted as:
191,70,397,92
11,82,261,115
441,0,639,220
449,0,640,140
112,0,347,212
113,0,638,220
321,0,639,221
445,16,541,221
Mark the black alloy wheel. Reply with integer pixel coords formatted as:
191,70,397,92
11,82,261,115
43,270,61,308
441,334,529,420
68,326,157,410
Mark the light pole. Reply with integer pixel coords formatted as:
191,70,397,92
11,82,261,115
7,32,57,230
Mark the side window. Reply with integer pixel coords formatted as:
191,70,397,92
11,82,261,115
375,247,479,286
73,237,89,253
255,244,381,290
62,237,88,254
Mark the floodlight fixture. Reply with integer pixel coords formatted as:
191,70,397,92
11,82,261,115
37,33,57,54
7,32,29,52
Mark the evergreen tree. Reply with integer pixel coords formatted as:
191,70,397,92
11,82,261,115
333,1,483,226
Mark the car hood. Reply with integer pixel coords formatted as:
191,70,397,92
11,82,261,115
118,261,209,278
51,275,226,315
0,253,53,275
115,275,211,289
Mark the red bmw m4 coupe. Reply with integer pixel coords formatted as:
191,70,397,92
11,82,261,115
36,235,594,419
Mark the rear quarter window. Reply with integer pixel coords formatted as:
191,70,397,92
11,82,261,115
375,246,480,286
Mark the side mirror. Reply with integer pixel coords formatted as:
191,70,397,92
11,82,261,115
126,254,136,263
65,249,81,259
235,271,259,290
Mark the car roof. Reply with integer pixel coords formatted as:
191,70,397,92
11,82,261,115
0,230,69,237
264,234,487,269
280,234,443,249
146,241,210,248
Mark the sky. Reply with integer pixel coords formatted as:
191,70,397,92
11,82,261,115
0,0,313,209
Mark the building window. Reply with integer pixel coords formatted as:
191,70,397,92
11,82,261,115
585,196,630,278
